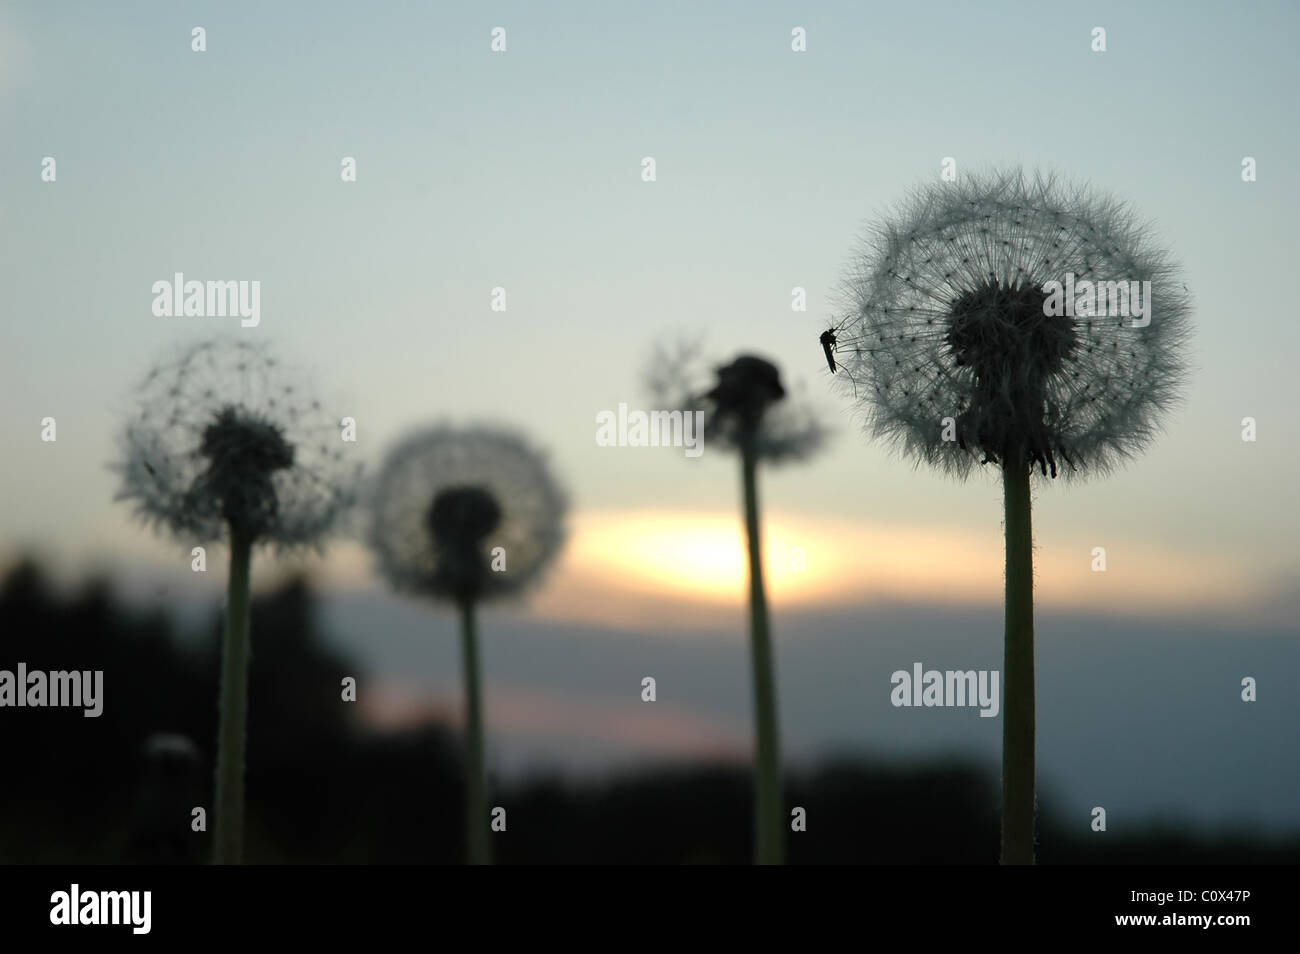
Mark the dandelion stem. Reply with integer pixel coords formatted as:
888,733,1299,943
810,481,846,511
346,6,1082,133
458,598,490,865
741,438,783,865
1000,459,1036,865
213,527,253,865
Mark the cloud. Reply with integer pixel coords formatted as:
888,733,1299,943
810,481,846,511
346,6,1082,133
527,509,1269,631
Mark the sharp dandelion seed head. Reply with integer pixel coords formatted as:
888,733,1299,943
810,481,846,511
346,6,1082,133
831,168,1193,480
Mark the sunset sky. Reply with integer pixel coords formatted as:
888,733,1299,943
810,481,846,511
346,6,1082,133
2,2,1298,829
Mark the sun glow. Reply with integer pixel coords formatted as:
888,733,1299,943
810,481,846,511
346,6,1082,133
580,513,847,600
291,510,1266,634
524,509,1262,631
562,510,975,605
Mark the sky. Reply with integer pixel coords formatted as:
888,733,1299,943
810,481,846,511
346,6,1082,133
1,1,1298,830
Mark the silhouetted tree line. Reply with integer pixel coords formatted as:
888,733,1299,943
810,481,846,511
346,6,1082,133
0,560,1294,864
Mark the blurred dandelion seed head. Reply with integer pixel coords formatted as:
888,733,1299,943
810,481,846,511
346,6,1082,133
425,485,504,602
427,486,503,545
114,338,360,548
832,168,1192,479
645,340,828,465
705,355,787,433
368,425,567,604
194,405,295,536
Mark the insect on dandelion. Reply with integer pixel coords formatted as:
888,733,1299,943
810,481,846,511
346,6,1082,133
827,169,1191,864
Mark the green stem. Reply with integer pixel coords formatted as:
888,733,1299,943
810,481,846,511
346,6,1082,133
459,598,490,865
213,527,253,865
741,439,783,865
1000,459,1036,865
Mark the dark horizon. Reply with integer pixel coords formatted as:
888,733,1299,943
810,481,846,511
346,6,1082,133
3,560,1295,865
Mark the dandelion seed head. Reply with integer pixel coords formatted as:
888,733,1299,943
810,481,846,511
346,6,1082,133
831,168,1192,480
706,355,786,428
644,339,829,465
367,424,567,604
113,338,360,549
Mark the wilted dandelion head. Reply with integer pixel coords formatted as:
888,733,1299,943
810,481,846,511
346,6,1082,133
367,424,567,604
114,339,360,547
831,168,1192,479
644,340,828,464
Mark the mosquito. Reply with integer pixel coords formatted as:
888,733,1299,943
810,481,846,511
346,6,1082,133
819,328,838,373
